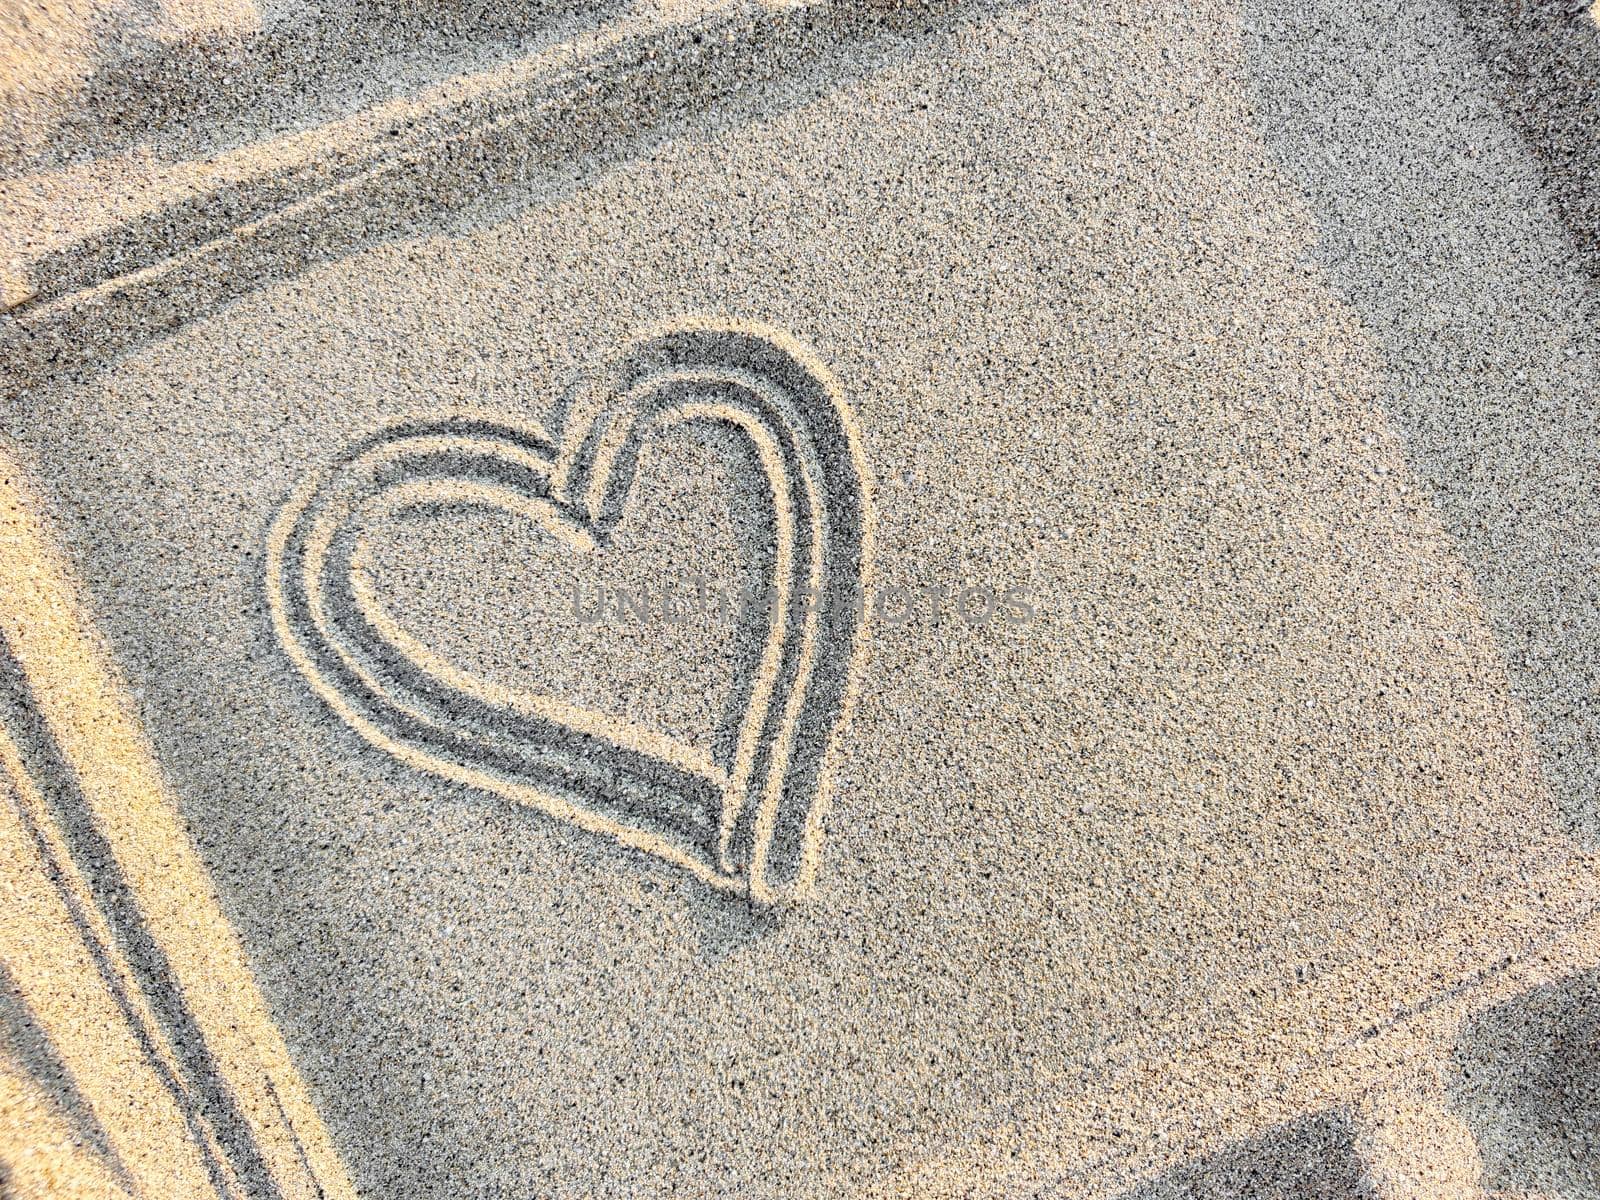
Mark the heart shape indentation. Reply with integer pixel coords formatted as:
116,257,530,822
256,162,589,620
266,320,873,902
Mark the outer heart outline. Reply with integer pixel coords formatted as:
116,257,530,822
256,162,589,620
265,319,873,903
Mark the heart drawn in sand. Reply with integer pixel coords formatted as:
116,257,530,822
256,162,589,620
266,321,873,902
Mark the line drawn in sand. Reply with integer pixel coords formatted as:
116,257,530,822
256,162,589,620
266,320,874,903
0,447,357,1200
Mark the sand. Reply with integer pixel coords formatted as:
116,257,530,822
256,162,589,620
2,0,1599,1197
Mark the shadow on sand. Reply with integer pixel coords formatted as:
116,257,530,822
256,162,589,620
1242,0,1600,844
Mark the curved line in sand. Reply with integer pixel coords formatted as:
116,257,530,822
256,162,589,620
265,319,872,902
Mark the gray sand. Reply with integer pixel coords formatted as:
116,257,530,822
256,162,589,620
3,0,1598,1196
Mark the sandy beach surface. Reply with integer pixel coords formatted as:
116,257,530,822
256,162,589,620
3,1,1599,1196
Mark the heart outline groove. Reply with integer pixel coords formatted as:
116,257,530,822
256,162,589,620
265,319,873,903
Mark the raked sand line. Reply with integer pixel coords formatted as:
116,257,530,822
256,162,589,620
266,318,874,903
0,444,357,1200
0,0,967,403
4,0,737,312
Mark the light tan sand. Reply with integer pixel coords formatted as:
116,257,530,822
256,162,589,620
2,0,1599,1196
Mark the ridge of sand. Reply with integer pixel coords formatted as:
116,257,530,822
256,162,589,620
1,0,729,310
1,0,962,398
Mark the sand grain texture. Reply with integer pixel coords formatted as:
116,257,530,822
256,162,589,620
2,0,1599,1196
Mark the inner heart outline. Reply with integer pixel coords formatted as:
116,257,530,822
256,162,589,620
265,319,873,902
